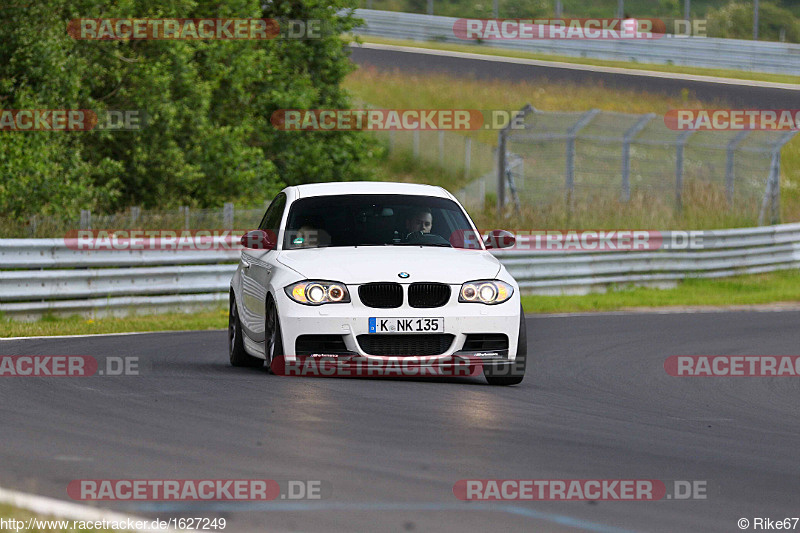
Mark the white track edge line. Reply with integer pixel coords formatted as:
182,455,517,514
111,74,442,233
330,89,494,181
0,329,225,341
0,486,190,533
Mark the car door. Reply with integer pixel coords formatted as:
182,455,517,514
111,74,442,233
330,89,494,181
240,192,286,343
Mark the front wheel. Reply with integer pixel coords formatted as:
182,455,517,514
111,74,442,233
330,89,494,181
265,298,285,373
229,293,264,368
484,304,527,386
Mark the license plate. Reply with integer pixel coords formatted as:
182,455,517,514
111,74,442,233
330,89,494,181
369,317,444,333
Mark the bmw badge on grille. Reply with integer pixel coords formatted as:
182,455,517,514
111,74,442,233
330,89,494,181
398,272,410,279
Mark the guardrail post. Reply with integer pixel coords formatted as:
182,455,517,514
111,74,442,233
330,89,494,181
80,209,91,230
674,131,694,211
725,131,749,206
621,114,654,202
223,202,234,229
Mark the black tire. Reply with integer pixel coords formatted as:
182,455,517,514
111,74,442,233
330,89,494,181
484,304,527,386
265,297,285,373
229,293,264,368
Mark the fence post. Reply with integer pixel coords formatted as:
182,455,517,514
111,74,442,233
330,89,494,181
80,209,91,230
427,0,433,15
179,206,190,229
438,131,445,166
770,131,796,224
674,131,694,210
389,130,395,153
497,130,507,214
223,202,234,229
29,215,37,238
565,109,600,207
464,136,472,180
506,155,522,215
621,114,654,202
758,160,776,226
496,104,535,217
725,131,749,206
131,206,141,226
770,150,781,224
413,130,420,158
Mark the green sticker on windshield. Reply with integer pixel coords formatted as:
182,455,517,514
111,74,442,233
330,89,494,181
293,237,304,245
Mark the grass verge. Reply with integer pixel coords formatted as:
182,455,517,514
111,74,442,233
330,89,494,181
0,503,123,532
349,35,800,85
1,271,799,337
0,308,227,338
521,269,800,313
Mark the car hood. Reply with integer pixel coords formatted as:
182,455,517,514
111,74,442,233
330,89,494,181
276,246,501,284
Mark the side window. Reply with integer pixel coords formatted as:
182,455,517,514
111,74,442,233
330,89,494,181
258,193,287,234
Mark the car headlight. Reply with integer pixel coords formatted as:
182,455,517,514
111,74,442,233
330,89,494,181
285,280,351,305
459,280,513,305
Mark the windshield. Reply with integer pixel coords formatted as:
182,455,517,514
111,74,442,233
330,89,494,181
282,194,480,250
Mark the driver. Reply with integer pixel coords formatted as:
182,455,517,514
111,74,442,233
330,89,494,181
404,208,432,239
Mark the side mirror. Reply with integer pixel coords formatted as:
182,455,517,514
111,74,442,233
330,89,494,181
484,230,516,250
240,229,276,250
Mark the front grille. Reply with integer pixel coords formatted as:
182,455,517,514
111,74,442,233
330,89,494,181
358,282,403,308
462,334,509,351
408,282,451,308
357,334,455,356
295,335,350,356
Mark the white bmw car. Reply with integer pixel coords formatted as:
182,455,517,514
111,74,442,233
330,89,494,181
228,181,526,385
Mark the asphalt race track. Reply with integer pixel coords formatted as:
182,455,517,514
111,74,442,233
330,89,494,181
349,44,800,108
2,310,799,532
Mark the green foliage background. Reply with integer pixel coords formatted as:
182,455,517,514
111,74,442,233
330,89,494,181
0,0,378,221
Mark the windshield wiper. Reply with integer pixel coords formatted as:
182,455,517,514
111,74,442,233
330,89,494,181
392,242,452,247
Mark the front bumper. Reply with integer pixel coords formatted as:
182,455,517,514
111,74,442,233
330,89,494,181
276,284,521,363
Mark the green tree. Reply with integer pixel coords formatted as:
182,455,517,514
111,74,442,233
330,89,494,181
0,0,376,223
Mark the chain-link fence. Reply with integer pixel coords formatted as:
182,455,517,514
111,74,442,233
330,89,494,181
5,204,268,238
462,105,797,225
5,108,795,237
374,128,497,185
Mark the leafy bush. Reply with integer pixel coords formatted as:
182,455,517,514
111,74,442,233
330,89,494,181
706,1,800,42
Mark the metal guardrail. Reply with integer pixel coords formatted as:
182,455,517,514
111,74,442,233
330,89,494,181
353,10,800,76
2,222,800,318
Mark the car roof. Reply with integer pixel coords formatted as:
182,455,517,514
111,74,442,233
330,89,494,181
291,181,451,199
